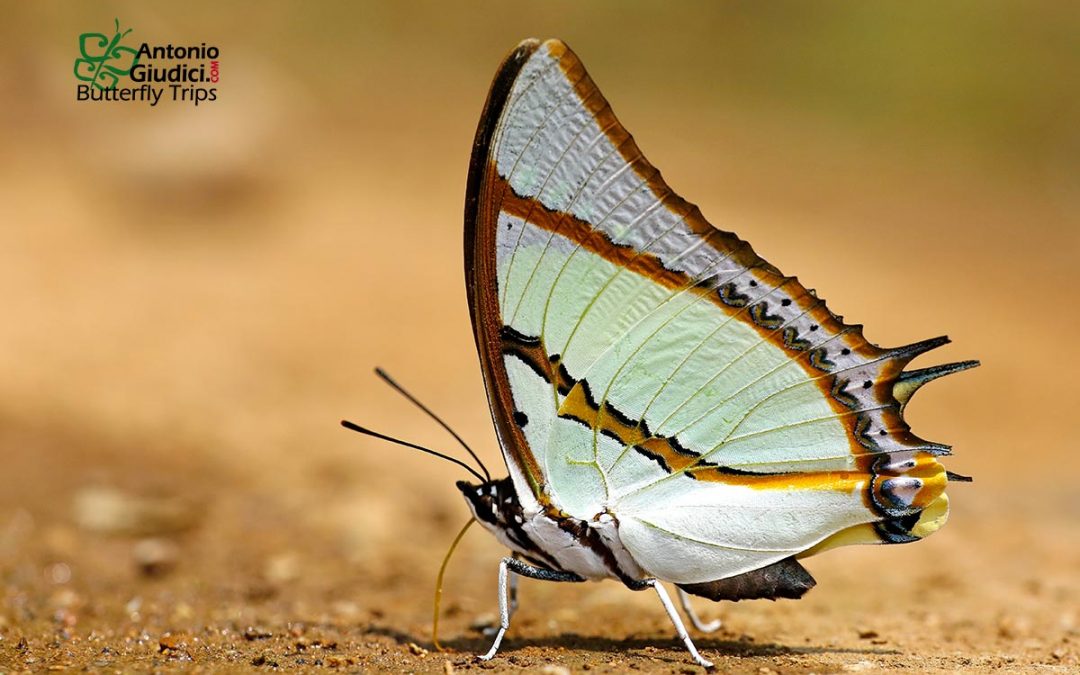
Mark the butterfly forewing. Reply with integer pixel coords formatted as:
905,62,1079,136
466,39,961,584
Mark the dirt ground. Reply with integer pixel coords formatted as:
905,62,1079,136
2,425,1078,674
1,3,1078,673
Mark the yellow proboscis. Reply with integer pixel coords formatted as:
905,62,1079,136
432,517,475,651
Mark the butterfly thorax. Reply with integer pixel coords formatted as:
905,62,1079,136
456,478,647,584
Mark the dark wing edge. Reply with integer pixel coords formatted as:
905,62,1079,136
464,39,548,499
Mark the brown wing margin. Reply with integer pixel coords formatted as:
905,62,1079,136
464,39,549,502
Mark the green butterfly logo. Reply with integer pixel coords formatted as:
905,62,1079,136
74,18,141,90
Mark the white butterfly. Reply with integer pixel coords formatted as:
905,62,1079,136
354,37,977,669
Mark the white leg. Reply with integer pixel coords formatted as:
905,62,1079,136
648,580,714,669
479,559,511,660
477,557,583,661
509,571,520,615
677,587,722,633
482,571,519,637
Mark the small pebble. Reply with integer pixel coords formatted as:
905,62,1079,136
159,634,182,652
133,538,178,577
157,633,192,661
408,642,429,656
124,597,142,621
244,626,272,641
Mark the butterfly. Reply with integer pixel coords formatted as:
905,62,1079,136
348,37,976,669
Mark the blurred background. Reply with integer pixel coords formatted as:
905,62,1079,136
0,2,1077,671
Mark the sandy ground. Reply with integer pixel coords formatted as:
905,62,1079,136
1,3,1078,673
1,410,1078,674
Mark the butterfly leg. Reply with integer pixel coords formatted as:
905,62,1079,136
478,557,582,661
508,567,521,617
646,580,714,668
676,587,722,633
481,567,519,637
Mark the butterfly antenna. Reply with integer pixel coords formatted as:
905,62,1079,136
340,420,486,483
374,367,491,481
432,517,475,651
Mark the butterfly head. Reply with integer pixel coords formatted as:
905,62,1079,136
456,477,522,531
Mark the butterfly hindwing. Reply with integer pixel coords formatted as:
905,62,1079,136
466,39,971,584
